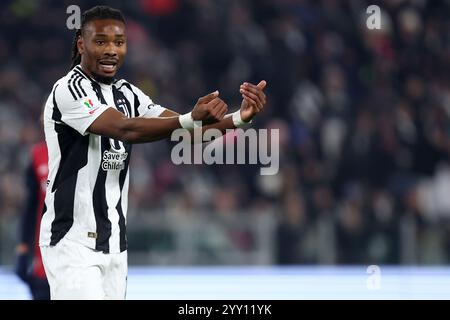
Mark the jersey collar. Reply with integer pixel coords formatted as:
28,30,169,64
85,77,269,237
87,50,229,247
74,65,117,87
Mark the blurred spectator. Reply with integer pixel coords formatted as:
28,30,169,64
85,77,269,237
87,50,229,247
15,141,50,299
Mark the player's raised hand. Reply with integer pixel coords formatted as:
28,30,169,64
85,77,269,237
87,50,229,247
239,80,267,122
192,90,228,124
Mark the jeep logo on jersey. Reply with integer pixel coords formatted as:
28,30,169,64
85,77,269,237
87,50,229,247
117,98,127,108
115,98,130,117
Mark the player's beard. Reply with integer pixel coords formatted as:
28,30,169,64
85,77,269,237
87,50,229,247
91,72,115,85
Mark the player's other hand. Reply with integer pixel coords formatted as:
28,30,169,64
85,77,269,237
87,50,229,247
191,90,228,124
239,80,267,122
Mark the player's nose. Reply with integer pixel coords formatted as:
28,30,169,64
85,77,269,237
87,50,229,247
103,43,118,57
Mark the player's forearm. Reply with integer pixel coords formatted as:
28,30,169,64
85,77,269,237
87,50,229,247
157,110,238,143
119,116,182,143
201,115,236,135
97,108,243,144
188,112,252,144
125,116,236,144
160,110,237,136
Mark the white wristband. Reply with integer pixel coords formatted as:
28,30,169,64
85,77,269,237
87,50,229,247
179,112,202,130
179,112,195,130
232,110,252,128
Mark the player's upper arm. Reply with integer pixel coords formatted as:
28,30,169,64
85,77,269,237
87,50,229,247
55,78,111,135
87,107,132,140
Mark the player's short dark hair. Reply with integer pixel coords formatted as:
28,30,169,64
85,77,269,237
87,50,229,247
70,6,126,69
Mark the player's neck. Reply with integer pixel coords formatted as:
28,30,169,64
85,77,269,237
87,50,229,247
79,63,115,85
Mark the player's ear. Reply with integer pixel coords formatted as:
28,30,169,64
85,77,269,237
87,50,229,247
77,34,84,55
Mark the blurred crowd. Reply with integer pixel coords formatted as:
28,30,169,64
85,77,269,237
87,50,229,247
1,0,450,265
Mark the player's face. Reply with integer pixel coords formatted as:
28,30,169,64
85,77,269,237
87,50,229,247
78,19,126,81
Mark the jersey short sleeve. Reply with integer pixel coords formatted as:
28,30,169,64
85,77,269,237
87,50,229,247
129,83,167,118
55,77,111,136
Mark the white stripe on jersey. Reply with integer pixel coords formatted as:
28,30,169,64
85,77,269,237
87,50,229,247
101,86,124,254
39,65,167,253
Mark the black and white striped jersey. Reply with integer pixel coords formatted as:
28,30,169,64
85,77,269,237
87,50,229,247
39,65,166,253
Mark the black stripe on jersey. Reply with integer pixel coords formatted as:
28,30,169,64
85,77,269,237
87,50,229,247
50,155,77,245
70,75,83,99
75,64,111,97
76,76,87,97
91,84,111,253
73,69,87,81
51,84,62,122
112,85,132,251
73,69,88,96
51,124,89,193
118,82,140,117
92,137,112,253
75,65,95,82
50,98,90,245
91,81,107,104
67,73,78,100
117,144,131,252
68,72,88,100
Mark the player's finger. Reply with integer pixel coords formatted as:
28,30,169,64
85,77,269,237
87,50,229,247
206,97,222,109
240,84,266,101
242,95,261,110
256,80,267,89
242,81,267,91
198,90,219,104
218,104,228,119
215,105,227,121
241,94,257,105
241,88,265,104
209,102,221,117
212,106,226,121
210,101,227,118
244,94,263,112
240,89,262,106
240,86,266,106
244,80,266,90
218,102,228,119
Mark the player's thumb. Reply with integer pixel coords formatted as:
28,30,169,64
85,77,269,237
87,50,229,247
256,80,267,89
198,90,219,103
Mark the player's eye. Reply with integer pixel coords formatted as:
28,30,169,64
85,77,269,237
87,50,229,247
115,40,124,46
96,40,105,46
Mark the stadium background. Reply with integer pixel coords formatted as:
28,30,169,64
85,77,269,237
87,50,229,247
1,0,450,298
